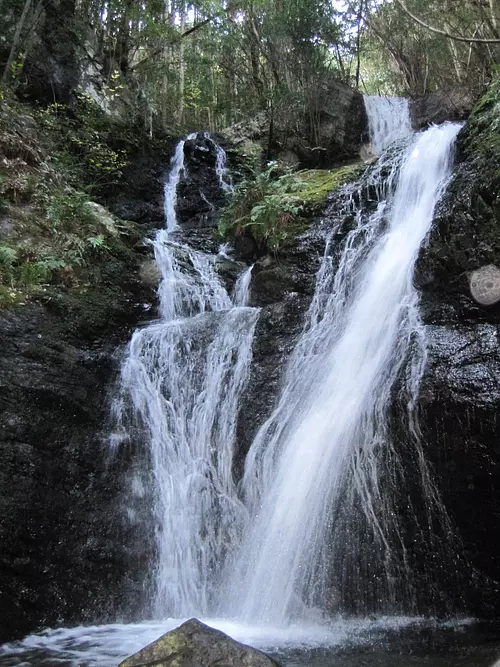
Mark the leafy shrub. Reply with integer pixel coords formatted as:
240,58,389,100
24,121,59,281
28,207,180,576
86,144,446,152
0,245,18,283
219,162,363,253
36,93,129,188
47,190,94,232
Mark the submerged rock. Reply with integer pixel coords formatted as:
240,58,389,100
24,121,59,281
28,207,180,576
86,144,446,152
118,618,280,667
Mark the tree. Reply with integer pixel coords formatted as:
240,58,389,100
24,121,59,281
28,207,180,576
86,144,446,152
364,0,500,96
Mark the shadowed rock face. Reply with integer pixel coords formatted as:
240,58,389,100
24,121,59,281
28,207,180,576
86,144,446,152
221,79,367,169
410,89,475,129
415,85,500,615
119,618,280,667
99,133,228,229
0,298,153,642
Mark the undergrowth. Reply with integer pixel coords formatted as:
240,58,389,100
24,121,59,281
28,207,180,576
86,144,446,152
0,94,141,307
219,161,364,253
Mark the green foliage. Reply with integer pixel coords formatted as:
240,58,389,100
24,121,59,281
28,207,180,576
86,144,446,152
0,86,142,309
46,190,93,232
0,245,19,284
219,162,363,253
35,94,129,189
364,0,500,96
460,74,500,175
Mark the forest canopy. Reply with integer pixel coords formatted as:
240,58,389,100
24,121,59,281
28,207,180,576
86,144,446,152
1,0,499,132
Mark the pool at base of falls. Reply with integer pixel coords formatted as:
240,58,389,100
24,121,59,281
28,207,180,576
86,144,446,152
1,618,500,667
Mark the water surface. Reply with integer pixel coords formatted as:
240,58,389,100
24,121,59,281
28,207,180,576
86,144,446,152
1,618,500,667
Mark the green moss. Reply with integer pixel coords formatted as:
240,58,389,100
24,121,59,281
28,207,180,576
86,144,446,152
219,161,364,254
282,164,365,211
0,98,142,309
461,75,500,165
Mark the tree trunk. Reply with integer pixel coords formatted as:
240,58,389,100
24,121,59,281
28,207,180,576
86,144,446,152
355,0,364,88
2,0,32,84
178,3,186,124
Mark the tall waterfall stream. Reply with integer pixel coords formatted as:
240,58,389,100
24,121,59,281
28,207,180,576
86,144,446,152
2,102,496,667
112,134,259,619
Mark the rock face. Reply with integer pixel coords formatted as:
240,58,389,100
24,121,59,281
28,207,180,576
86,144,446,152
415,81,500,615
22,0,81,104
221,78,367,169
104,133,229,229
0,283,155,643
410,89,474,129
119,618,280,667
177,134,233,228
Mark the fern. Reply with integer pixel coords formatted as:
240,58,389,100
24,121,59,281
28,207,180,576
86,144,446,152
0,245,18,267
86,234,109,252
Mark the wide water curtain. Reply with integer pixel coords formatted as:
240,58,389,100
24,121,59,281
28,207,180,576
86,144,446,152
113,135,259,618
221,100,462,625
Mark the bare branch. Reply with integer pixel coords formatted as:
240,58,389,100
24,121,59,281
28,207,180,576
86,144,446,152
395,0,500,43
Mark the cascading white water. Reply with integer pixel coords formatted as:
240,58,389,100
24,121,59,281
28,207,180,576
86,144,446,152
113,133,259,618
363,95,413,154
163,132,197,229
233,265,254,307
205,131,235,194
221,103,462,625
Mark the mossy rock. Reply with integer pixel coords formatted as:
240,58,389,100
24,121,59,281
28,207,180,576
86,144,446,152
219,161,364,256
288,164,365,212
119,619,280,667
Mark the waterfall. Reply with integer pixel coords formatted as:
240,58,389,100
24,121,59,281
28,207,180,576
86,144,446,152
113,133,259,618
363,95,413,154
221,102,462,625
205,131,235,194
233,265,254,307
163,132,197,229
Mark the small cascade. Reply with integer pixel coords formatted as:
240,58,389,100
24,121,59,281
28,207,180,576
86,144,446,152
221,104,462,624
233,265,254,307
205,131,234,194
163,132,197,229
363,96,413,154
113,134,259,618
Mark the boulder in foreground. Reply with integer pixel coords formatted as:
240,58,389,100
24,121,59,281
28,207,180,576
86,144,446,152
118,618,281,667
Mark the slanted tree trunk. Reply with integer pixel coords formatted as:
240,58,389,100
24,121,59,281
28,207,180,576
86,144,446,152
2,0,32,84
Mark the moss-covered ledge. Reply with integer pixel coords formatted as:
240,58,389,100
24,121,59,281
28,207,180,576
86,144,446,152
218,162,364,256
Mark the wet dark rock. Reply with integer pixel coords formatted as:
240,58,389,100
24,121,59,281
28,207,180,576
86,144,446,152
235,235,324,464
119,618,280,667
414,82,500,616
102,148,175,226
410,89,474,130
0,287,154,642
177,133,232,228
